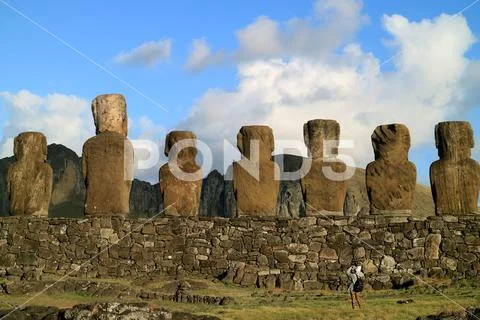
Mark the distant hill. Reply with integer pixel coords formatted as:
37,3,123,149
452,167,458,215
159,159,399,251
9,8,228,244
0,145,435,217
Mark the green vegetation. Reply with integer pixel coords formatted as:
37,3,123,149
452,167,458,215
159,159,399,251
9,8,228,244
0,277,478,320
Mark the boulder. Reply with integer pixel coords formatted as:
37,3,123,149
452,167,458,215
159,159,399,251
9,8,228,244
425,234,442,260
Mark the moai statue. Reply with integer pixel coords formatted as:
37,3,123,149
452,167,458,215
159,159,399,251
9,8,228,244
7,132,53,216
82,94,133,216
366,124,417,215
343,188,360,216
300,119,347,216
232,125,280,216
430,121,479,215
159,131,202,216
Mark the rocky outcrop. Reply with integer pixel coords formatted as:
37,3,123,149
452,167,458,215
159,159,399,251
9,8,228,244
366,124,417,214
0,303,221,320
416,307,480,320
233,125,280,216
274,154,305,218
82,94,134,216
430,121,480,215
0,156,14,216
7,132,53,216
199,170,225,217
301,119,348,216
159,131,202,216
130,179,161,216
47,144,85,218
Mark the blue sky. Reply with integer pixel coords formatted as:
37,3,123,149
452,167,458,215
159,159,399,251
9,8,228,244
0,0,479,184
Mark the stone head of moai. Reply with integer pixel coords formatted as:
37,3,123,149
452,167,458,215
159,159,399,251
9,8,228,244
92,94,128,137
237,125,274,162
303,119,340,159
13,131,48,163
371,124,411,162
164,131,198,169
435,121,473,160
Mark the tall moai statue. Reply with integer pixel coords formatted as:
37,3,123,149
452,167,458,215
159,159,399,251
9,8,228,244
159,131,202,216
430,121,479,215
232,125,280,216
300,119,347,216
7,132,53,216
82,94,134,216
365,124,417,215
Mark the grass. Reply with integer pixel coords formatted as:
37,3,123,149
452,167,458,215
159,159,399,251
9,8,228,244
0,276,478,320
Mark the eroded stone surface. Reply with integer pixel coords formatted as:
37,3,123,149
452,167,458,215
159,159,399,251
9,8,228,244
300,120,347,215
233,126,280,216
160,131,202,216
92,94,128,136
366,124,417,214
344,188,360,216
430,121,480,215
82,94,133,216
7,132,52,216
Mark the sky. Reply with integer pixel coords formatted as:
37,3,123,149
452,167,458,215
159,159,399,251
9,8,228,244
0,0,479,184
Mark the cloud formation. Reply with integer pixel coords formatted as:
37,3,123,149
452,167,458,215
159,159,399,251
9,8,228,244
114,39,172,67
185,38,224,72
179,7,479,174
0,90,93,157
186,0,367,71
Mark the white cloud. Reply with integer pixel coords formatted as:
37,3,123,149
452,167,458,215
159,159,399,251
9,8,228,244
234,0,367,60
114,39,172,67
185,38,225,72
137,116,166,140
0,90,93,157
179,12,479,173
187,0,367,71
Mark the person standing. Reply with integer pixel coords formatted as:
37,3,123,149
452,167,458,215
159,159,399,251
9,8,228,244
347,263,364,309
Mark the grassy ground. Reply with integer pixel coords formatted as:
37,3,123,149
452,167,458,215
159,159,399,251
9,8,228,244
0,277,478,320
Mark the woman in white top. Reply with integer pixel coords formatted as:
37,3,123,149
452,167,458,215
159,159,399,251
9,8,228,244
346,264,364,309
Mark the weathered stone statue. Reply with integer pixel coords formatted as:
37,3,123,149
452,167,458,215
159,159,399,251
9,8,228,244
430,121,479,215
159,131,202,216
343,188,360,216
82,94,133,216
233,125,280,216
300,119,347,216
7,132,53,216
366,124,416,214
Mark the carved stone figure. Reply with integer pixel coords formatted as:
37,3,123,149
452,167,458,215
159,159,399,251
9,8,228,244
366,124,417,214
430,121,479,215
159,131,202,216
300,119,347,216
277,181,304,218
7,132,53,216
232,125,280,216
82,94,133,216
343,188,360,216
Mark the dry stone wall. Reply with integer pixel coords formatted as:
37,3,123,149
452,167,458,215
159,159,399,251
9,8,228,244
0,214,479,291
